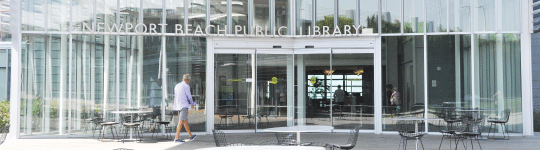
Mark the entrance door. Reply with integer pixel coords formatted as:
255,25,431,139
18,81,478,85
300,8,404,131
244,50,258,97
213,48,375,132
331,49,374,130
256,49,294,129
214,49,256,130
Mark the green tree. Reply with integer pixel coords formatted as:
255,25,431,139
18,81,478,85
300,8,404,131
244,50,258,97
0,100,9,128
316,16,355,34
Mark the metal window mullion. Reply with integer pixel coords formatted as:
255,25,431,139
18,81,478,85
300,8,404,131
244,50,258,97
227,0,232,34
290,0,295,35
378,0,382,35
329,49,333,128
68,32,73,136
271,0,275,35
206,0,210,27
447,0,450,33
424,34,428,133
400,0,403,34
115,0,121,128
94,0,97,32
45,0,49,31
312,0,316,34
185,0,189,31
334,0,338,32
161,0,167,134
67,0,74,137
356,0,360,26
423,0,427,34
248,0,253,33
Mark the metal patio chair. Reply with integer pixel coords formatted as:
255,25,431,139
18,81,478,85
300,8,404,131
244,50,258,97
487,109,511,140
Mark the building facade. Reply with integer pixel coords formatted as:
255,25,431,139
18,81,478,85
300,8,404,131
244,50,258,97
532,0,540,132
8,0,534,138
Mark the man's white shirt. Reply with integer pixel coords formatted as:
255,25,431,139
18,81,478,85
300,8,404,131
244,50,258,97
173,81,195,110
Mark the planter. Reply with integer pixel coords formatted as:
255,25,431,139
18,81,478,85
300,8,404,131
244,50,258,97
0,125,9,145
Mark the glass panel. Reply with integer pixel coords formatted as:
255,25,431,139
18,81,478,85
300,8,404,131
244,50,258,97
359,0,379,34
427,35,472,132
48,0,70,31
22,0,46,31
188,0,207,30
381,36,425,131
255,0,271,35
214,54,254,130
72,0,94,31
295,0,312,35
427,0,447,32
232,0,248,34
449,0,471,32
474,34,522,133
143,0,163,32
96,0,118,31
166,37,207,132
166,0,185,33
142,36,163,133
498,0,520,31
210,0,227,34
381,0,401,33
105,35,117,123
20,34,69,136
474,0,495,31
315,0,334,34
404,0,424,33
332,53,374,130
275,0,289,35
257,53,293,129
338,0,357,34
296,54,331,127
118,35,139,109
120,0,141,32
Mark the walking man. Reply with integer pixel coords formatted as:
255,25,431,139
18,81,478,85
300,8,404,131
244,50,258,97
173,74,197,143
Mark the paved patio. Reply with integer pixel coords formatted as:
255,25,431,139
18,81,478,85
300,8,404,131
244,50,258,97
0,133,539,150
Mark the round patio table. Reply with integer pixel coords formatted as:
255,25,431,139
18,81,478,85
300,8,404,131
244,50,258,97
195,146,325,150
111,110,152,142
262,125,333,144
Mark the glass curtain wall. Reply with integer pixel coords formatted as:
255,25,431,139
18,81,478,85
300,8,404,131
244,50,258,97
166,37,207,132
255,0,270,35
332,53,374,130
210,0,227,34
275,0,289,35
295,0,311,35
381,0,401,33
338,0,357,34
381,36,425,131
359,0,378,33
20,34,69,135
232,0,248,33
474,34,522,133
427,35,472,132
72,0,94,32
166,0,184,33
22,0,46,31
315,0,334,34
449,0,471,32
48,0,70,32
188,0,207,30
426,0,447,32
404,0,424,33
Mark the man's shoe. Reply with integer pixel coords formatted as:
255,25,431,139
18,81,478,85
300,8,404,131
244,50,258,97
174,139,185,143
190,134,197,140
